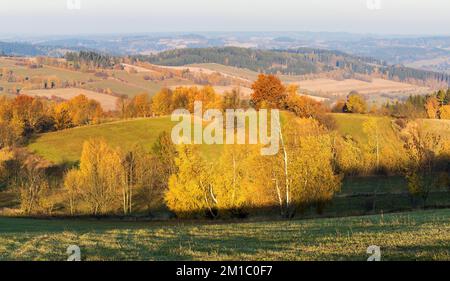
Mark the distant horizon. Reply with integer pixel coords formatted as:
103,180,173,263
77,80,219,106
1,30,450,40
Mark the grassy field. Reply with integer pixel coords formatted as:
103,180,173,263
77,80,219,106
22,88,119,111
333,113,398,142
27,116,224,164
418,118,450,138
28,117,177,164
27,114,381,164
0,209,448,261
27,113,449,166
293,78,427,96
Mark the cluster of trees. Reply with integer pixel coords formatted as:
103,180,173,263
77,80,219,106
342,92,368,114
62,133,176,216
331,88,450,120
141,86,228,117
400,121,449,206
167,122,341,218
0,132,175,216
116,93,153,118
0,94,104,147
116,86,242,119
58,116,341,218
376,89,450,119
250,74,336,129
65,51,118,70
424,88,450,119
331,91,378,115
381,95,427,118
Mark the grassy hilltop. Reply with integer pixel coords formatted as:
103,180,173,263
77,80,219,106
27,113,414,164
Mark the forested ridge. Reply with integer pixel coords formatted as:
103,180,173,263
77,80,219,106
141,47,450,85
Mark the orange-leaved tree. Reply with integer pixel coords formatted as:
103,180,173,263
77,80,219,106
251,74,286,109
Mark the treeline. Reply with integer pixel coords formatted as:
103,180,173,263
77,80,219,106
0,42,46,57
141,47,450,86
65,51,118,70
329,88,450,120
0,94,103,148
0,85,247,148
423,88,450,119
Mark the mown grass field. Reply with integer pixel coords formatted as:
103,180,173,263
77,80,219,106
0,209,448,261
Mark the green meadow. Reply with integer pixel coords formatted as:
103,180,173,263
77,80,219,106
0,209,448,261
27,113,423,165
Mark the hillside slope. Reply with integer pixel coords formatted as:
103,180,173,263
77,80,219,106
28,117,176,164
27,113,449,165
141,47,450,85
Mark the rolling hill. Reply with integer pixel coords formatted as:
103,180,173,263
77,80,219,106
28,117,179,164
141,47,450,85
22,88,119,111
28,113,449,165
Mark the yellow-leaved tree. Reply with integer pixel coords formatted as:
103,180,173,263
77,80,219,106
439,105,450,119
267,118,342,217
151,88,173,116
165,144,216,218
213,144,260,217
67,138,123,215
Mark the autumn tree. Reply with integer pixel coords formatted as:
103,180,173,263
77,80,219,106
64,169,81,215
0,117,24,148
134,153,167,213
344,92,367,114
263,118,341,217
52,102,73,130
436,89,447,106
251,74,286,109
285,85,322,118
0,148,13,183
425,96,439,119
0,96,12,122
132,93,152,117
68,95,103,126
213,144,259,216
401,122,441,206
151,88,173,116
333,134,364,175
65,139,123,215
222,88,246,110
171,87,190,110
17,155,50,215
438,105,450,119
165,145,216,218
115,96,128,119
152,131,178,183
120,145,154,214
363,118,382,171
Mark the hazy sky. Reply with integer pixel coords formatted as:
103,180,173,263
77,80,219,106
0,0,449,35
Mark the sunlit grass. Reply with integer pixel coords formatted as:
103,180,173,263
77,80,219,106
0,209,448,261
